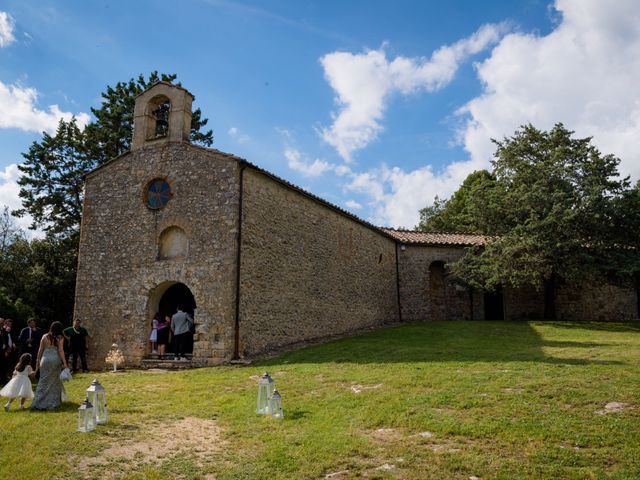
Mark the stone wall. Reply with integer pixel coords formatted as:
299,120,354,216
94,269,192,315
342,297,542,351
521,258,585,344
503,287,545,320
74,143,240,367
238,168,400,356
503,282,638,321
398,244,639,321
556,282,637,321
397,245,483,321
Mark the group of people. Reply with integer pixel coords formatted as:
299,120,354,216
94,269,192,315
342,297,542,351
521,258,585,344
1,318,40,383
149,305,194,361
0,318,90,411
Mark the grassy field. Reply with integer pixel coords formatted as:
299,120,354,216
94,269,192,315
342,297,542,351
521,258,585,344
1,320,639,479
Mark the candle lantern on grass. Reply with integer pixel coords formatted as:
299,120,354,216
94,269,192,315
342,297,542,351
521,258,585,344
256,372,275,414
77,396,96,432
268,388,284,419
86,378,108,424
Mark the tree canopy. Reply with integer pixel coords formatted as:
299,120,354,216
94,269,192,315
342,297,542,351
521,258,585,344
420,123,638,319
417,169,498,233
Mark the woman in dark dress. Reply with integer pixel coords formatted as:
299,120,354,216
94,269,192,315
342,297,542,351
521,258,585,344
156,313,171,356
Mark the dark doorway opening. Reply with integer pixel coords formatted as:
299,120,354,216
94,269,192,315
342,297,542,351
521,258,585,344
429,261,448,319
484,288,504,320
158,283,197,355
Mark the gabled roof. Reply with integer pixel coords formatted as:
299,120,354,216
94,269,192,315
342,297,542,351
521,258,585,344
382,228,488,246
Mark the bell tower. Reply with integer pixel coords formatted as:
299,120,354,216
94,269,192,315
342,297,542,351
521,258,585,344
132,82,194,151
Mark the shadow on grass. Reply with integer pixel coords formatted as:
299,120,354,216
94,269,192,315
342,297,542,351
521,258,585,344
261,321,628,366
285,409,310,420
542,321,640,333
30,402,81,413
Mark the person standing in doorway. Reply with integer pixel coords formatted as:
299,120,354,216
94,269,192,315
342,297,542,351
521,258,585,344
63,319,89,373
156,313,171,357
171,305,192,361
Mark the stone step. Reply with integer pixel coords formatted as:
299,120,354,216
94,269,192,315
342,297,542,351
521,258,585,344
141,355,193,369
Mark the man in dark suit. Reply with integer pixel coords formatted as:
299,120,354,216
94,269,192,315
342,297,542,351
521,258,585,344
18,318,42,369
1,319,17,383
0,318,7,384
63,319,90,373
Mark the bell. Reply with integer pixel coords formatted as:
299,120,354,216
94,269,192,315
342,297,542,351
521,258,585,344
153,103,170,136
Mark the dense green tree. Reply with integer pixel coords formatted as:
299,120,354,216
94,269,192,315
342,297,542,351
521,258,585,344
0,235,76,328
446,124,633,319
417,170,498,233
15,119,91,237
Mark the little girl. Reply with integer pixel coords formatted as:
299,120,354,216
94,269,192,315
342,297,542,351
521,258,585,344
149,313,159,354
1,353,35,411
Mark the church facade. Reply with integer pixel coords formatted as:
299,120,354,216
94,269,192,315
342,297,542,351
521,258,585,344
73,83,639,368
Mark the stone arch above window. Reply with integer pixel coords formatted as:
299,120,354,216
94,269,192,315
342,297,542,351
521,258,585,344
145,95,171,140
158,226,188,260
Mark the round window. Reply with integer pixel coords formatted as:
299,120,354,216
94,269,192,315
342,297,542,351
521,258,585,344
145,178,172,209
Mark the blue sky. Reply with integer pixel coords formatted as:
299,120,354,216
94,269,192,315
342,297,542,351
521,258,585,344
1,0,639,232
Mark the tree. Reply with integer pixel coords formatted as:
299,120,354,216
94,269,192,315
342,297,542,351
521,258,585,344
608,181,640,317
447,124,632,319
14,72,214,237
417,170,498,233
0,206,24,253
15,119,91,237
0,235,76,327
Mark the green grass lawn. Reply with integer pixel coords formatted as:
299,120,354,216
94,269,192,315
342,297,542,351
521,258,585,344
1,320,639,479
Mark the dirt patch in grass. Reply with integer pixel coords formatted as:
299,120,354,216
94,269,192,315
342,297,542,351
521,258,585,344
76,416,223,473
350,383,383,394
595,402,633,415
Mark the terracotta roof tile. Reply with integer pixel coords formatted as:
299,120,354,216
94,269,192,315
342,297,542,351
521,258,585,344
382,228,489,246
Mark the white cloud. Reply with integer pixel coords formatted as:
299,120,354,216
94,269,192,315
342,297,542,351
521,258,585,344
344,0,640,229
284,147,335,178
0,12,15,48
320,23,507,162
0,163,35,233
345,159,480,228
458,0,640,180
0,80,90,134
228,126,250,144
344,199,362,210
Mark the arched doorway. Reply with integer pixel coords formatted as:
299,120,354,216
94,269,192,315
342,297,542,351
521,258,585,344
148,282,197,357
484,287,504,320
429,261,448,319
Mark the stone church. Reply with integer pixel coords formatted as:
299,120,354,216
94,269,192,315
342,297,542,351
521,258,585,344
73,82,639,368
